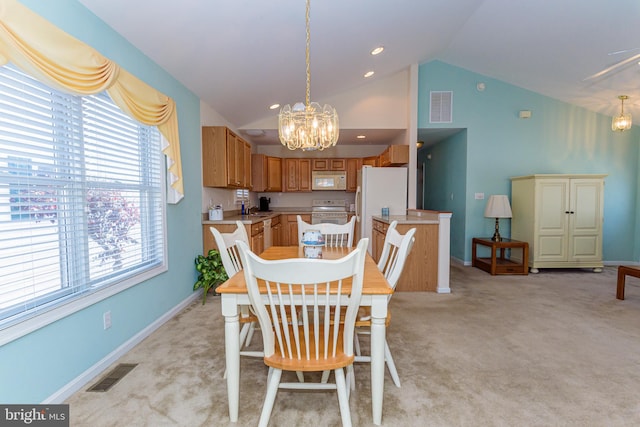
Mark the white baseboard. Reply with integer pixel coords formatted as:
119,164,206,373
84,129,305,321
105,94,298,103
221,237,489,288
450,256,469,266
43,291,202,404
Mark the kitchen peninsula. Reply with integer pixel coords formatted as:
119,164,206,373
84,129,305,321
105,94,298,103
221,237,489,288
371,209,451,293
203,208,451,293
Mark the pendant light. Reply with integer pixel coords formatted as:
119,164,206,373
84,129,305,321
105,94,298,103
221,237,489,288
612,95,632,132
278,0,339,151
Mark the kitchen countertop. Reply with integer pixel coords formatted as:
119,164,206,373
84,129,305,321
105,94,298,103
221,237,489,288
202,208,314,225
372,209,452,225
372,215,439,225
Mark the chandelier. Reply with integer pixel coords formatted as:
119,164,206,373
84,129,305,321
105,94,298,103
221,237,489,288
612,95,632,132
278,0,339,151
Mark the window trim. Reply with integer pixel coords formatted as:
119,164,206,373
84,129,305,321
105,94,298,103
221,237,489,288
0,66,170,346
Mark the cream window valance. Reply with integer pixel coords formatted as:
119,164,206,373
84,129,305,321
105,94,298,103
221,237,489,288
0,0,184,201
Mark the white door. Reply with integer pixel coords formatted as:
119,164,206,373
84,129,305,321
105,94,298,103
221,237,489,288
567,179,603,261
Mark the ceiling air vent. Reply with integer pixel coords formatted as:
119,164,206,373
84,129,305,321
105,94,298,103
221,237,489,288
430,91,453,123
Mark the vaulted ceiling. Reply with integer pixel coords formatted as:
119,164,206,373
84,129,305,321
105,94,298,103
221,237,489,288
79,0,640,145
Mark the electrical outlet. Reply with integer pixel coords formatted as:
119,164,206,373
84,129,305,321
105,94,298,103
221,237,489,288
103,311,112,330
475,192,485,200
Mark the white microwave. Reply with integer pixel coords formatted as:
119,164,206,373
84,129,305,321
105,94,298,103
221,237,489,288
311,171,347,190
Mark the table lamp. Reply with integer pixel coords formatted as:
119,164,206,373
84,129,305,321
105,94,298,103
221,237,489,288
484,195,512,241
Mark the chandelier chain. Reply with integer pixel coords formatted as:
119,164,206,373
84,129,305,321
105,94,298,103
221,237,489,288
305,0,311,107
277,0,339,151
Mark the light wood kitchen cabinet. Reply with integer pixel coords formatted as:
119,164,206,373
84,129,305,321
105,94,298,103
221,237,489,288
511,174,606,273
345,158,362,192
371,219,388,262
202,126,251,188
282,214,311,245
312,158,345,171
284,158,311,192
250,221,264,255
379,144,409,167
270,215,282,246
243,141,252,189
362,156,378,167
371,217,439,292
252,154,282,192
203,223,251,255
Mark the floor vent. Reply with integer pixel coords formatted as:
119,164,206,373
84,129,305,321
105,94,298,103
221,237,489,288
87,363,138,392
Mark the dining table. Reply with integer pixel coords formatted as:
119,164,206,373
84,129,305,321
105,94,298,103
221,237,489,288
216,245,393,425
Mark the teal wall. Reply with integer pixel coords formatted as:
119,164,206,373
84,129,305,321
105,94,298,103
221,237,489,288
0,1,203,402
419,130,468,260
418,61,640,263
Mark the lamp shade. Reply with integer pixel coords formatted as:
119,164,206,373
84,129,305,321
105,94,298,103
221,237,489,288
484,195,512,218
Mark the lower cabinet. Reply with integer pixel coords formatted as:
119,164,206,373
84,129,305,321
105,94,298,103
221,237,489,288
203,223,260,255
371,220,388,262
250,221,264,255
371,218,439,292
270,215,281,246
282,214,311,246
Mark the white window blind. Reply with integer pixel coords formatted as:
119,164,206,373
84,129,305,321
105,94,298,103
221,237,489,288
0,64,165,330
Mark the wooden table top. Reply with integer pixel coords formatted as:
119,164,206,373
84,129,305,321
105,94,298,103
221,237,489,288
216,246,393,296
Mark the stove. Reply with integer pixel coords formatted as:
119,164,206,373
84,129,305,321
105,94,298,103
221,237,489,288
311,199,348,225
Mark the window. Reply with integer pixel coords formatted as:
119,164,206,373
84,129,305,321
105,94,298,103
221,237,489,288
235,189,249,203
0,64,166,334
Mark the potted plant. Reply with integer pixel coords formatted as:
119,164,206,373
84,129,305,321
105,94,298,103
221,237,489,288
194,249,229,304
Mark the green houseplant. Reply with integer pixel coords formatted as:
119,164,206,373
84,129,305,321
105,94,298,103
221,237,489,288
194,249,229,304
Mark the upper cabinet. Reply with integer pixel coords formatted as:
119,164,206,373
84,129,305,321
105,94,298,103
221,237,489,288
345,158,361,192
312,158,346,171
284,158,312,192
202,126,252,188
252,154,282,192
362,156,378,167
249,145,406,193
379,145,409,167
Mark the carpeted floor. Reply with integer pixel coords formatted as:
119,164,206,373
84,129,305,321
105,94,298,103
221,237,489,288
65,264,640,426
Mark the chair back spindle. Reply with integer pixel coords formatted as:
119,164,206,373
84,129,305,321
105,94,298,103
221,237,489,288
297,215,356,248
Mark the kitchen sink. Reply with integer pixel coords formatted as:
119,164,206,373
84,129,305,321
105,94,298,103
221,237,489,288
249,212,272,217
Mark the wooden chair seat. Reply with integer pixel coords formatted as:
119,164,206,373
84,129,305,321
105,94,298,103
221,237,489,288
355,306,391,327
266,327,353,372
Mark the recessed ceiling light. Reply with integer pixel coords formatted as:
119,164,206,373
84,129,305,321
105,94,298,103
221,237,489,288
370,46,384,56
356,135,366,139
364,71,375,78
269,104,280,110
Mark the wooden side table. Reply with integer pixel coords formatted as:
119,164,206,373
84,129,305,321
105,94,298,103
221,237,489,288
472,237,529,275
617,265,640,300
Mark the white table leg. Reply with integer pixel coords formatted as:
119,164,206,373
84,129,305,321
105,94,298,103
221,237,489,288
369,295,387,425
221,295,240,422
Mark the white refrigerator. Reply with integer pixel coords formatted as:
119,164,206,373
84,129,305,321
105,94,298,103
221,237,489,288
356,166,408,254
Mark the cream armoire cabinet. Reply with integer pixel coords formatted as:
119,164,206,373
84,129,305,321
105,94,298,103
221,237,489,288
510,174,606,273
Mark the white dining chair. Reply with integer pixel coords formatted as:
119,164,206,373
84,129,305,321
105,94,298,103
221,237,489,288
236,238,369,427
354,220,416,388
210,222,262,371
297,215,356,247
